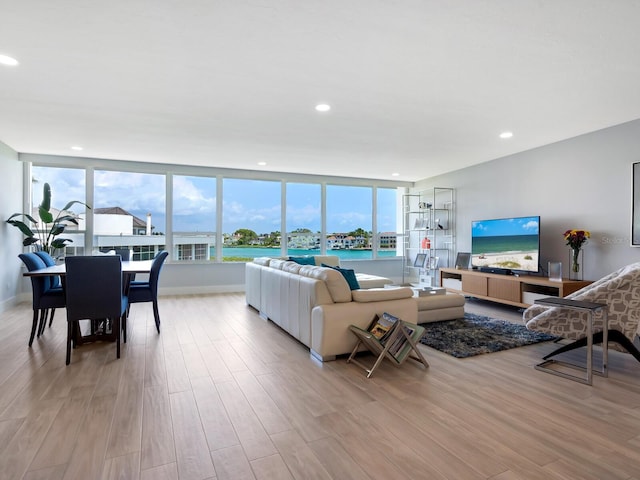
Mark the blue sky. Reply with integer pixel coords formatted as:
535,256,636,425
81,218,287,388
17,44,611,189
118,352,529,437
33,166,398,235
472,216,539,237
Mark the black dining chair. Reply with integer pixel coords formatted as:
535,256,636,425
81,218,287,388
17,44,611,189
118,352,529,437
127,250,168,334
18,253,66,346
64,255,128,365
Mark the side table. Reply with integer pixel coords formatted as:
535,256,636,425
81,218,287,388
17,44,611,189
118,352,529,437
534,297,608,385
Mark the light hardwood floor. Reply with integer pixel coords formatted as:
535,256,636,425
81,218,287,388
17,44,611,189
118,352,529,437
1,293,640,480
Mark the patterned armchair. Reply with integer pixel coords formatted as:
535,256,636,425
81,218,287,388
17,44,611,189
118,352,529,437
523,262,640,361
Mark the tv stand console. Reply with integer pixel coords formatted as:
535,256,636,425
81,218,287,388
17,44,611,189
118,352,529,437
439,267,592,308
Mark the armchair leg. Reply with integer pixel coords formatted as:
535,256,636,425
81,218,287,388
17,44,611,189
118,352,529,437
543,329,640,363
49,308,56,328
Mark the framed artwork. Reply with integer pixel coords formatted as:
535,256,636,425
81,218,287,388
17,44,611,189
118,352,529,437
414,253,427,268
455,252,471,269
633,162,640,245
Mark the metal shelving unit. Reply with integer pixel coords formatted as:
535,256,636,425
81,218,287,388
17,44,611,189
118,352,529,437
402,187,454,286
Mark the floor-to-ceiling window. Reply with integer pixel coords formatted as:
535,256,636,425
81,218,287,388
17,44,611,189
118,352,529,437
286,182,321,256
173,175,216,261
326,185,373,260
376,187,399,258
222,178,281,261
94,170,166,260
27,158,404,263
31,165,88,257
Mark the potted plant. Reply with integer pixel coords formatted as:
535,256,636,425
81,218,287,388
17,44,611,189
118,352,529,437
6,182,91,255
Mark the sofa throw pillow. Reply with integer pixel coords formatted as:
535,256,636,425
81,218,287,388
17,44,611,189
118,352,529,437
289,255,316,265
322,264,361,290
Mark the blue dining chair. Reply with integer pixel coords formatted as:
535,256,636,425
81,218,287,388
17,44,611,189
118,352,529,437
34,251,62,289
18,253,66,346
127,250,168,334
64,255,128,365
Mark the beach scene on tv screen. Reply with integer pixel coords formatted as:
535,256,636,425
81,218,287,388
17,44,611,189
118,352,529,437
471,216,539,272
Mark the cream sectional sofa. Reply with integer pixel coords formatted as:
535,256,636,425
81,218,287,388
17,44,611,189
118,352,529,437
245,256,418,361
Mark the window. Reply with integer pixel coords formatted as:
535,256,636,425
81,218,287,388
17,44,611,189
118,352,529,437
173,175,216,261
286,182,321,255
31,166,87,257
94,170,166,260
376,187,399,257
222,178,281,261
326,185,372,260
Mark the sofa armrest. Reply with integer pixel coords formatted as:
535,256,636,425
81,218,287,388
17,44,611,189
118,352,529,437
310,297,418,360
352,287,413,303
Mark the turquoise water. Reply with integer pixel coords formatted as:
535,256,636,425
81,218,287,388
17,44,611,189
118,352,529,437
219,247,398,260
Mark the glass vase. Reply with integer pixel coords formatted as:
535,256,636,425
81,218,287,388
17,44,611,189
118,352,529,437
569,248,583,281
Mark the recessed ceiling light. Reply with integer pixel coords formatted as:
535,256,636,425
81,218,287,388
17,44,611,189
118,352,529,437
499,131,513,139
257,161,267,166
0,54,19,66
71,145,83,151
315,104,331,112
391,172,400,177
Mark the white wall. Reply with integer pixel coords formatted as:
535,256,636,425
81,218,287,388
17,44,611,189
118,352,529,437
414,119,640,281
0,142,23,311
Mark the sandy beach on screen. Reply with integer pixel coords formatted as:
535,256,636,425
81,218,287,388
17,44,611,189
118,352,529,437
472,251,539,272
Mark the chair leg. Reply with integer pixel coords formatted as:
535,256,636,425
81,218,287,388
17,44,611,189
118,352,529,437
116,316,122,359
49,308,56,328
28,310,38,347
66,321,73,365
37,309,48,337
152,300,161,334
122,312,127,344
543,329,640,363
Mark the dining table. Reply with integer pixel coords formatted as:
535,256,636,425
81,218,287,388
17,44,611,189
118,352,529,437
23,258,154,344
22,259,154,279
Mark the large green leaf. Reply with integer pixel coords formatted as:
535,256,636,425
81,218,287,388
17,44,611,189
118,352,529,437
61,200,91,211
6,219,35,237
50,224,65,236
51,238,73,249
40,183,51,211
23,237,40,247
38,206,53,224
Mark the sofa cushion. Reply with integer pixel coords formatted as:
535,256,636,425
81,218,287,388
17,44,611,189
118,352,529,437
352,287,414,303
289,255,316,265
313,255,340,267
322,264,360,290
281,261,303,274
253,257,272,266
299,265,352,303
269,258,288,270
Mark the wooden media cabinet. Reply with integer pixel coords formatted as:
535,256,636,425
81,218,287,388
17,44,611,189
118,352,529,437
439,267,592,308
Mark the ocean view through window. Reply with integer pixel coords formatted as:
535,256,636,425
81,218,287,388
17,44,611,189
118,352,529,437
27,163,402,262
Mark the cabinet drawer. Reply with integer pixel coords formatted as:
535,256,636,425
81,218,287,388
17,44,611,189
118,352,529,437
462,275,487,296
488,278,520,303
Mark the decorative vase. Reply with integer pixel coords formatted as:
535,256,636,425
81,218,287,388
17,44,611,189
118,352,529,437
569,248,583,281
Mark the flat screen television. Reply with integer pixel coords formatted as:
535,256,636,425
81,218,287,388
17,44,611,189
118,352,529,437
471,215,540,273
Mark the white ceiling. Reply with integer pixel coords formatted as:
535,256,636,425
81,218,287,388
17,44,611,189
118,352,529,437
2,1,640,182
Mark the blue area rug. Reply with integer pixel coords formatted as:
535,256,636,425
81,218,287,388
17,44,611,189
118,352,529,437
420,313,557,358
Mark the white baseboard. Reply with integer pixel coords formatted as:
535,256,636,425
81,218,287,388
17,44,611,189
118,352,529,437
157,284,246,296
